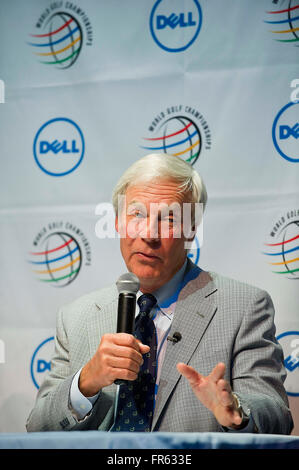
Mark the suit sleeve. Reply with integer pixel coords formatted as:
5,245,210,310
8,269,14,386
231,289,293,434
26,308,115,432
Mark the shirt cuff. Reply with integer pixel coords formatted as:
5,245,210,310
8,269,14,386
69,368,100,420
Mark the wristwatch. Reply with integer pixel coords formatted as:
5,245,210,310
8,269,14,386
231,392,251,429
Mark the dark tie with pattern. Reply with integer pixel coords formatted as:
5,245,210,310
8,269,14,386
110,293,157,432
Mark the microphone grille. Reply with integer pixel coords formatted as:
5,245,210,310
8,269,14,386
116,272,140,294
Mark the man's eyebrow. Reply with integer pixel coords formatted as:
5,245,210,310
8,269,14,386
127,200,144,206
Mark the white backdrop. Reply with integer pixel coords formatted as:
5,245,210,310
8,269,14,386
0,0,298,434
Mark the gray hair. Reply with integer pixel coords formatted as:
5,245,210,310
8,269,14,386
112,153,207,214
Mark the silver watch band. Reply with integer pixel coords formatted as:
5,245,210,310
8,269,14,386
231,392,250,428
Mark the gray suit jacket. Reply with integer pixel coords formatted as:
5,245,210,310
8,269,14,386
26,261,293,434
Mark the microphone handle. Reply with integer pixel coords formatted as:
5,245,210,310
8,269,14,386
115,292,136,386
116,292,136,333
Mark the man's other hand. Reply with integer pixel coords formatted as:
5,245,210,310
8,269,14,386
177,362,243,428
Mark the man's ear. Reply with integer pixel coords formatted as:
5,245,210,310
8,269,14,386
184,227,197,252
186,232,196,242
184,234,196,247
184,223,197,242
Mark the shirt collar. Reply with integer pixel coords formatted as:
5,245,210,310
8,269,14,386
152,258,188,308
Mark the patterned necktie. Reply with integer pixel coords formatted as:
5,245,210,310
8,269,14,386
111,293,157,432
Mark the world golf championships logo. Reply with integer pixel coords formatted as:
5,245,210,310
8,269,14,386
141,105,211,165
28,222,91,287
30,336,54,389
33,117,85,176
263,211,299,279
277,331,299,396
28,3,93,68
264,1,299,46
150,0,202,52
272,101,299,163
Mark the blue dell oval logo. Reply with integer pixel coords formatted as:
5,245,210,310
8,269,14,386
272,102,299,163
277,331,299,396
30,336,54,389
33,117,85,176
150,0,202,52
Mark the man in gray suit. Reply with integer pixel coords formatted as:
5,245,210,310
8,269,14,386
26,153,293,434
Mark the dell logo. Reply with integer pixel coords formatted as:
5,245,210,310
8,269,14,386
279,124,299,140
156,12,196,30
39,140,80,154
36,359,51,373
272,101,299,162
30,337,54,389
33,117,85,176
150,0,202,53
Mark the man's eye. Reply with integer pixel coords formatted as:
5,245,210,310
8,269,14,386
133,211,145,218
127,206,146,218
162,216,174,223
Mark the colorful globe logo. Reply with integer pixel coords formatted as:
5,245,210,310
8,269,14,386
141,116,201,165
28,12,83,68
264,1,299,45
28,232,82,287
263,220,299,279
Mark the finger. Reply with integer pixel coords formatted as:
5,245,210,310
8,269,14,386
217,379,232,400
177,363,202,387
110,345,144,366
113,333,142,350
232,413,243,426
218,388,234,407
111,367,138,382
112,333,149,354
108,356,141,375
209,362,226,383
136,340,151,354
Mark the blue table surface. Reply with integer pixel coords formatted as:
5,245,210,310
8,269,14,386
0,431,298,449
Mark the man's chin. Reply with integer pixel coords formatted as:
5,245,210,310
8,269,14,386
128,264,162,284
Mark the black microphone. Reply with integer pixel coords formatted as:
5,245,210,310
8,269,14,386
167,332,182,343
114,272,140,385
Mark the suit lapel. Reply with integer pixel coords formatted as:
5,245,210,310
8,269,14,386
152,267,218,430
86,289,118,359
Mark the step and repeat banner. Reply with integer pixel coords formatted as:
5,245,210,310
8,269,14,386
0,0,299,434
